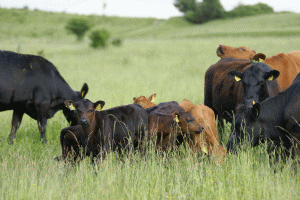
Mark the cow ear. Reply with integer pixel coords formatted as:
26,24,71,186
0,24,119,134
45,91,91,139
133,97,136,101
250,103,260,119
94,101,105,111
81,83,89,98
266,70,280,81
149,93,157,102
64,100,76,111
228,70,243,82
252,53,266,62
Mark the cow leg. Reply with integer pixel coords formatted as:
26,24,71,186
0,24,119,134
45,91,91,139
8,110,24,144
36,103,50,144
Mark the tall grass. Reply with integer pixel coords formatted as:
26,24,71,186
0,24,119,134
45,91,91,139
0,8,300,199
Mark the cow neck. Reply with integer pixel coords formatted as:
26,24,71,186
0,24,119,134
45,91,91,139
56,78,77,100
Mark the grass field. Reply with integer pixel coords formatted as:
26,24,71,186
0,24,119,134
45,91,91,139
0,7,300,199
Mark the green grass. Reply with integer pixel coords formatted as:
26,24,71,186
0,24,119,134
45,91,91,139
0,7,300,199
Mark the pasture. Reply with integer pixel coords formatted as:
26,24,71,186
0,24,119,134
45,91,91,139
0,8,300,199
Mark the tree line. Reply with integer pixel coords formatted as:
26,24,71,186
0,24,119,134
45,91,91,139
174,0,274,24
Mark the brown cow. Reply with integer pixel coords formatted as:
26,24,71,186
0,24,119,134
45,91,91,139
179,99,225,164
133,93,157,109
134,94,225,164
147,105,203,152
217,44,300,90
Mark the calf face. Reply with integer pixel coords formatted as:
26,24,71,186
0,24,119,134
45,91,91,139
175,111,204,134
217,44,257,60
228,63,280,106
133,93,157,109
64,99,105,127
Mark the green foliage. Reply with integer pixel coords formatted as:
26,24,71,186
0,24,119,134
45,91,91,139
65,17,92,41
111,38,122,47
226,3,274,18
89,29,111,49
175,0,225,24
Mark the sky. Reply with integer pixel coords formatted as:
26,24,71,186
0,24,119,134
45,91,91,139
1,0,299,19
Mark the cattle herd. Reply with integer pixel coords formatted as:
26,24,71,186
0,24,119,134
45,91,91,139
1,45,300,165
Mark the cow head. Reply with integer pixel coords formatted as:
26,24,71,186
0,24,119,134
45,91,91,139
227,63,280,106
64,99,105,127
173,111,204,135
227,103,262,152
63,83,89,126
217,44,257,60
133,93,157,109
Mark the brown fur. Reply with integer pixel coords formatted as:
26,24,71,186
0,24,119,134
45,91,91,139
133,93,157,109
134,94,225,164
217,44,300,90
179,99,225,164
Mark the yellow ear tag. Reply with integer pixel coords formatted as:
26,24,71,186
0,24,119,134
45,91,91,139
81,91,85,97
252,100,255,105
69,103,76,111
95,104,102,111
259,58,264,62
234,75,241,82
202,146,208,154
268,75,273,81
174,115,179,123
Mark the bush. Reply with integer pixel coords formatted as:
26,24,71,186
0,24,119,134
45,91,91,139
65,17,92,41
89,29,111,49
226,3,274,18
111,38,122,47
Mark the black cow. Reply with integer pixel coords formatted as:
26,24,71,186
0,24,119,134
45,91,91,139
0,50,88,144
204,58,281,139
227,73,300,156
61,99,148,161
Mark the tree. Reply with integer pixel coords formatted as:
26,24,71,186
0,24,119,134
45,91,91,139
89,29,111,49
65,18,92,41
174,0,225,24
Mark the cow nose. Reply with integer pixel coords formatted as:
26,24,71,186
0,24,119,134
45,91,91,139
80,118,89,126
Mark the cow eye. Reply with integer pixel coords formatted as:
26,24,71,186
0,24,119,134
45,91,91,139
88,110,93,113
77,110,82,114
240,48,245,51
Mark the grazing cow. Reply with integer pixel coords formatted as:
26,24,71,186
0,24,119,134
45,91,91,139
179,99,226,164
133,93,157,109
227,73,300,156
61,99,148,161
0,50,89,144
204,58,281,138
146,101,204,152
217,44,300,90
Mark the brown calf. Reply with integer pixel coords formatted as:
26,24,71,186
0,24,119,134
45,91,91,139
179,99,225,164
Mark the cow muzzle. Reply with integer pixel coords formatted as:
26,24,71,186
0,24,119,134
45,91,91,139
79,118,89,126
